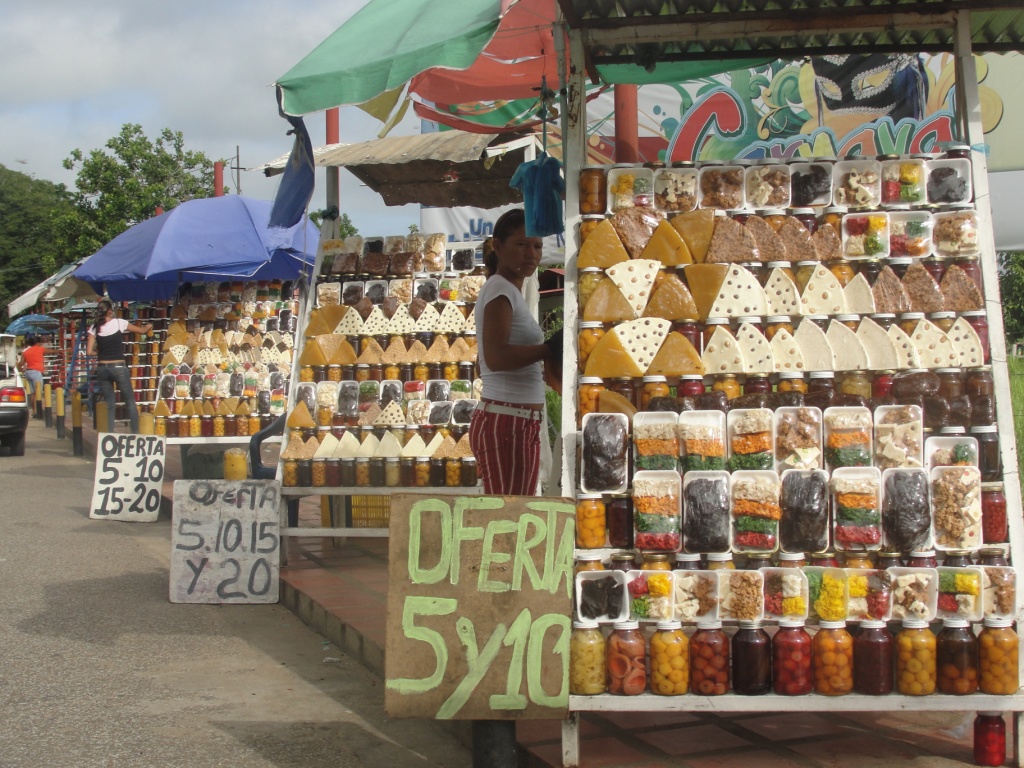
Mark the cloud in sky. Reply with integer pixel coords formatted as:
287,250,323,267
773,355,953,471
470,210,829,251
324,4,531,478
0,0,420,235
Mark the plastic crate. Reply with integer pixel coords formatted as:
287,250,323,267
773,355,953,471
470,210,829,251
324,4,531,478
351,495,390,528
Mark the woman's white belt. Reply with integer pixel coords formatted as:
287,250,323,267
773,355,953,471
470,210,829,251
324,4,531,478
477,401,543,421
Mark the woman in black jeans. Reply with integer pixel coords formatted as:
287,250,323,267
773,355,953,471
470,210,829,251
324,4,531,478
85,300,152,433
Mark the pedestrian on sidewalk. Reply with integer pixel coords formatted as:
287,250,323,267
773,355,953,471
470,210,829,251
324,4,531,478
85,300,153,434
17,335,46,416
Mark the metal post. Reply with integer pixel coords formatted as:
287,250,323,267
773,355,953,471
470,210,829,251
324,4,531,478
55,387,65,439
95,400,108,434
71,391,83,457
43,382,52,428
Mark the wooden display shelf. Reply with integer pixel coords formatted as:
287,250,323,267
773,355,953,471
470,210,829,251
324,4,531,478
165,436,255,446
280,485,475,496
569,692,1024,713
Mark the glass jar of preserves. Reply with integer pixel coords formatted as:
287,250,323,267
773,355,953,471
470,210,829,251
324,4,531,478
820,206,847,234
979,618,1019,695
829,260,855,288
712,374,741,401
606,495,633,549
579,215,604,244
650,620,689,696
744,553,773,570
765,261,795,285
775,372,806,394
690,621,729,696
701,318,731,353
641,375,670,409
610,552,636,573
443,457,460,487
385,457,401,487
293,459,311,487
311,458,327,488
978,547,1009,567
736,316,763,335
875,551,903,570
576,494,606,549
579,167,607,215
872,370,895,399
869,312,895,330
794,261,819,293
953,255,982,291
354,364,370,382
765,315,793,341
743,374,771,396
888,257,912,279
607,620,646,695
607,377,638,409
674,552,702,571
944,144,971,160
706,552,735,570
896,619,936,696
154,416,167,437
787,207,816,234
398,457,415,487
773,620,812,695
843,552,873,569
732,621,771,696
314,365,329,384
413,363,429,383
971,425,1001,481
368,457,385,487
974,713,1007,768
575,553,605,576
936,618,979,695
248,413,263,435
807,371,835,394
281,459,298,487
299,366,315,383
578,268,604,313
810,550,840,568
966,365,995,401
762,210,787,232
569,620,606,695
905,550,938,569
355,457,371,487
936,368,964,401
223,414,236,437
838,370,871,399
325,458,342,487
927,311,956,334
340,458,356,487
982,482,1008,544
577,377,605,426
777,552,806,568
414,457,430,488
812,621,853,696
429,458,446,488
461,457,478,487
854,620,894,695
577,322,605,372
834,314,860,332
641,553,672,571
921,257,946,285
187,414,201,438
674,320,700,350
853,260,882,287
899,312,925,337
327,364,342,382
962,312,991,363
679,374,705,397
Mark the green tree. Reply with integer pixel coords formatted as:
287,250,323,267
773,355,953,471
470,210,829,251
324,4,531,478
55,124,221,261
998,252,1024,347
309,209,357,238
0,164,73,330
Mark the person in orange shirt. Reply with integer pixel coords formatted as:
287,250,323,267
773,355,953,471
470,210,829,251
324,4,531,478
17,335,46,415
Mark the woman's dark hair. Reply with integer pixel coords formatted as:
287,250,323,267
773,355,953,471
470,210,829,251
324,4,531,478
25,335,35,346
492,208,525,244
92,300,113,333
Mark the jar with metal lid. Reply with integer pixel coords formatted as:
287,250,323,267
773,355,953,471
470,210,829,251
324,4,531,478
187,414,200,438
790,207,818,234
383,457,400,487
971,425,1001,481
759,210,786,232
978,547,1009,567
966,365,994,399
834,314,860,332
829,261,855,288
295,459,313,488
952,255,982,291
974,713,1007,767
674,552,702,571
413,457,430,488
765,260,795,284
736,316,763,335
577,377,605,426
979,617,1019,694
858,259,883,285
777,372,807,394
712,374,741,401
942,550,973,568
579,215,605,244
223,414,237,437
906,550,938,568
444,457,461,487
578,268,604,313
962,311,990,363
368,457,385,487
606,495,633,548
674,320,700,350
838,370,871,399
888,257,912,279
843,552,873,570
281,459,298,487
871,370,895,399
577,322,605,372
944,144,971,160
922,257,947,285
342,364,357,381
933,367,964,401
690,621,730,695
610,552,637,573
706,552,735,570
650,620,689,696
773,620,812,695
807,371,835,394
576,494,606,549
641,553,672,571
899,312,925,336
354,364,371,382
869,312,896,330
743,374,771,396
731,621,771,696
743,553,773,570
820,206,847,233
212,414,226,437
574,552,605,575
606,377,638,409
794,261,818,293
579,167,607,215
777,552,806,568
875,551,903,569
427,458,445,488
810,550,840,568
154,416,167,437
641,375,670,410
607,620,646,695
896,619,936,695
299,366,315,383
805,314,829,331
324,458,342,487
812,621,853,696
413,362,429,383
311,458,327,488
982,483,1008,544
765,315,793,341
338,458,355,487
701,318,731,352
460,457,477,487
679,374,705,397
854,620,894,695
936,618,978,695
396,457,415,487
569,620,606,695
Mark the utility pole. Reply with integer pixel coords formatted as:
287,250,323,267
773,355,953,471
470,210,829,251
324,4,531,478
229,146,243,195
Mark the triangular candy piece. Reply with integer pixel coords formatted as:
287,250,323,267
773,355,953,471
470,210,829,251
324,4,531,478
707,265,768,318
856,316,898,370
700,326,745,374
765,267,802,316
606,259,661,317
412,304,441,333
706,217,759,263
812,224,843,262
583,329,644,378
872,266,912,315
463,307,476,334
640,220,694,267
335,307,364,335
646,332,705,377
902,262,945,313
669,209,716,263
911,318,958,369
681,264,730,320
947,317,984,367
304,311,333,337
794,319,835,371
843,273,876,314
642,273,699,321
582,277,636,322
615,317,671,373
745,215,788,263
736,322,775,374
770,329,805,373
298,340,328,367
887,324,920,369
801,265,847,315
386,305,416,335
360,306,389,336
374,401,407,428
436,302,466,334
939,265,984,312
778,217,818,263
577,219,630,269
826,320,869,371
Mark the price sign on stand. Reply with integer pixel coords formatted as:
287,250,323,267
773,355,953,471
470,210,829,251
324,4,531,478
385,493,574,720
169,479,281,604
89,433,166,522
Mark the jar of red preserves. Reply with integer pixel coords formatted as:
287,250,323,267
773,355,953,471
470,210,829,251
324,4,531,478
872,370,895,399
974,713,1007,767
690,621,730,696
607,620,646,695
853,620,894,695
679,374,705,398
743,374,771,396
732,621,771,695
905,550,938,568
953,255,982,292
674,320,700,350
674,552,702,571
606,494,634,549
963,311,990,363
773,620,812,695
982,482,1008,544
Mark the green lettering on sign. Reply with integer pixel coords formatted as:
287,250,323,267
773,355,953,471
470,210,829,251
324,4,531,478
386,596,457,694
478,519,517,593
407,499,452,585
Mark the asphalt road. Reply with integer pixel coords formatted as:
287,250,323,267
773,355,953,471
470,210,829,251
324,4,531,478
0,419,471,768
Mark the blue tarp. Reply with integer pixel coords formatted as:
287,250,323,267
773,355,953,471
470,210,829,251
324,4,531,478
75,196,319,302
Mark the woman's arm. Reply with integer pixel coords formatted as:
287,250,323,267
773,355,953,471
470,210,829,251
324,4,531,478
125,321,153,335
86,334,96,357
481,296,549,373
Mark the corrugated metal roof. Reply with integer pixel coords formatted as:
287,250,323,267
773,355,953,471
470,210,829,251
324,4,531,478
560,1,1024,63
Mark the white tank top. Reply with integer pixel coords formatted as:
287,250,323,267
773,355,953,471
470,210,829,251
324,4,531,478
475,275,545,404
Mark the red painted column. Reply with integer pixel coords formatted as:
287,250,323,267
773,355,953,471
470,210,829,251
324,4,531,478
614,84,640,163
214,161,224,196
326,108,340,211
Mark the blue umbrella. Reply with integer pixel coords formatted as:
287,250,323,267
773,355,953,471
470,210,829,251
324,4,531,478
7,314,59,336
74,196,319,302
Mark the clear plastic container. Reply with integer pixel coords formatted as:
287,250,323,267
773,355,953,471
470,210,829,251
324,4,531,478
823,406,872,472
697,165,745,210
805,566,848,622
887,566,938,621
653,168,698,213
580,413,630,494
844,568,892,621
981,566,1016,620
873,404,923,469
683,471,731,554
832,159,882,208
730,470,781,554
633,412,679,472
880,158,926,206
932,207,979,256
935,565,984,622
881,467,933,553
761,567,809,620
926,158,973,205
626,570,676,621
779,469,830,555
887,209,933,257
679,410,727,473
931,465,982,551
745,163,791,209
575,570,628,623
673,570,719,623
632,470,682,553
831,466,882,552
842,211,889,259
774,406,823,472
727,408,774,472
718,569,764,622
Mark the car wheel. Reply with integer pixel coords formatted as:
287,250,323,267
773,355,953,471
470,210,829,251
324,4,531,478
9,431,25,456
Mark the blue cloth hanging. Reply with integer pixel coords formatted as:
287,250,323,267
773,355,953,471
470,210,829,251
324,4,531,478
509,152,564,238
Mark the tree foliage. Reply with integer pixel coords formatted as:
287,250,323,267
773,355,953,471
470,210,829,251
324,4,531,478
998,252,1024,347
0,164,73,331
55,124,220,261
309,209,357,238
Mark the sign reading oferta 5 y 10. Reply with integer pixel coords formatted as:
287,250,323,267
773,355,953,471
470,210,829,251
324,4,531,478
385,494,574,720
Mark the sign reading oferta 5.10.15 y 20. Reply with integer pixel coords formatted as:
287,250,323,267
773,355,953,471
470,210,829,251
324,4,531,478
385,494,574,720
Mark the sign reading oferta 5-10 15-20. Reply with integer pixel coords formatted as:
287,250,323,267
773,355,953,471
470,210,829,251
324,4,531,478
385,494,574,720
89,433,166,522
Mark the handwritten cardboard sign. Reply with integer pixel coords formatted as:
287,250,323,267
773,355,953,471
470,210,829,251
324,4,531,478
89,433,166,522
385,493,574,720
169,479,281,604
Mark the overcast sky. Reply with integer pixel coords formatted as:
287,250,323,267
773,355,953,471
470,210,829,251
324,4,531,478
0,0,421,235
